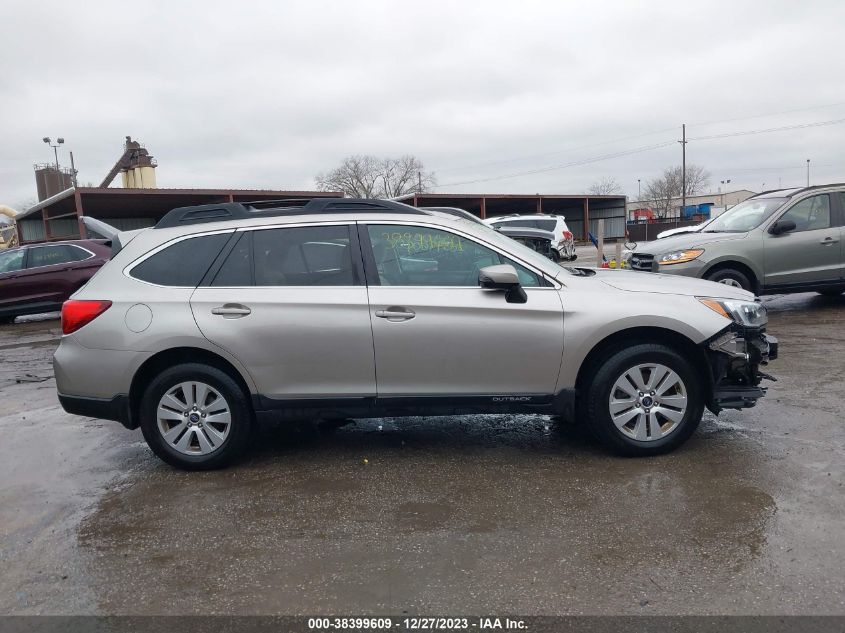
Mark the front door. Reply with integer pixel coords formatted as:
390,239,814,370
362,223,564,398
764,193,841,287
0,249,27,314
190,224,376,402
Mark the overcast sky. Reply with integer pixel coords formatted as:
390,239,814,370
1,0,844,209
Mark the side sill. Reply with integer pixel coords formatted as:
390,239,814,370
252,390,577,421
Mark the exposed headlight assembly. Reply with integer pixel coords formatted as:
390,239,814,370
659,249,704,265
698,298,768,327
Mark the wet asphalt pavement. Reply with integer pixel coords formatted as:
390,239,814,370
0,292,843,616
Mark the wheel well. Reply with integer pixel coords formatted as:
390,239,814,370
703,261,759,293
575,327,711,395
128,347,252,429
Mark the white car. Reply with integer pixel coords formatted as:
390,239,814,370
656,219,713,240
486,214,576,261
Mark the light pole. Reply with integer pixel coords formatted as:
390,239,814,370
637,179,641,200
720,179,731,208
42,136,65,171
806,159,810,186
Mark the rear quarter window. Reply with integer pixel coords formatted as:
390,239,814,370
130,233,229,287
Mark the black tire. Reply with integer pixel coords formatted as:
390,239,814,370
817,288,845,297
0,316,16,325
579,344,704,456
705,267,753,292
139,363,253,470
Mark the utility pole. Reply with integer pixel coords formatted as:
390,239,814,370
679,124,687,214
418,171,423,194
806,159,810,186
637,179,641,200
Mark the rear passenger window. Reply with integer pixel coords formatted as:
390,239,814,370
131,233,229,287
27,245,83,268
211,233,252,286
253,226,354,286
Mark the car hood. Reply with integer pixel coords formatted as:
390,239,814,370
588,269,754,300
634,231,749,254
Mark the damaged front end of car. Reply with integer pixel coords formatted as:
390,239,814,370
704,325,778,413
698,298,778,414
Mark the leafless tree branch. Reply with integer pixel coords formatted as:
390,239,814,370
315,154,436,198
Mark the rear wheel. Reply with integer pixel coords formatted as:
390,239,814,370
580,344,704,456
0,316,16,325
140,363,253,470
705,267,753,292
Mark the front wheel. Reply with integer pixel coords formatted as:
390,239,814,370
140,363,253,470
705,267,753,292
580,344,704,456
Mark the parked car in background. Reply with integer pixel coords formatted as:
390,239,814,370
426,207,561,262
486,214,577,261
0,239,110,323
54,199,776,469
628,184,845,295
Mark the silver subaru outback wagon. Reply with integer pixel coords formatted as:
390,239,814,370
55,199,777,470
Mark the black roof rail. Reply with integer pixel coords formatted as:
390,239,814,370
750,183,845,199
154,198,430,229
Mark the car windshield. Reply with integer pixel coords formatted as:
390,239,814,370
703,197,786,232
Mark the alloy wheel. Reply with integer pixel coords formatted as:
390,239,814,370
608,363,688,441
156,381,231,455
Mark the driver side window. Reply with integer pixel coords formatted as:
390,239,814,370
778,194,830,232
367,224,540,287
0,249,25,273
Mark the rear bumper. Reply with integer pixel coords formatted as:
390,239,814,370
58,393,134,429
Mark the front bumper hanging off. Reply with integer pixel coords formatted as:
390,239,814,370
705,326,778,413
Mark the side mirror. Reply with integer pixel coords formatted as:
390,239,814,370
478,264,527,304
770,219,796,235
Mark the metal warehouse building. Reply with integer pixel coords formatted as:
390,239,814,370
396,192,628,240
15,187,342,244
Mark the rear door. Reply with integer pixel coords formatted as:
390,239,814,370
362,222,564,398
763,193,841,287
15,244,85,306
190,223,377,402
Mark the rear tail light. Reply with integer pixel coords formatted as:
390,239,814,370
562,230,573,241
61,300,112,335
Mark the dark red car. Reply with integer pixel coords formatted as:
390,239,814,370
0,239,110,324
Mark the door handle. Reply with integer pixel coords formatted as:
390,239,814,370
375,308,416,321
211,304,251,318
820,236,839,245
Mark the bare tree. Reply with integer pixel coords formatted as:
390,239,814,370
315,154,436,198
643,164,710,216
315,155,383,198
587,176,622,196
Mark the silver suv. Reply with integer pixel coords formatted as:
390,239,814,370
55,198,777,469
630,184,845,295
